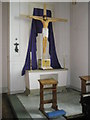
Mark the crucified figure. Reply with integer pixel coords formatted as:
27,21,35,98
20,4,67,59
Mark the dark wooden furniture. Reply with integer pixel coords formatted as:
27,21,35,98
79,76,90,94
80,76,90,118
38,78,58,113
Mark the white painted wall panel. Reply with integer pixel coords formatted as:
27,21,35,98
54,3,70,86
0,2,2,94
70,3,88,90
0,2,2,119
2,3,9,93
10,2,26,93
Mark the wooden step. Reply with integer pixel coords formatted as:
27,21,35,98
43,87,56,91
7,94,32,119
43,99,53,104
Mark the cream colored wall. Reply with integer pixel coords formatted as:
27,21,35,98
3,2,88,93
9,2,70,93
54,2,70,86
2,3,9,93
9,2,54,93
0,2,2,94
89,3,90,75
70,3,88,90
0,2,2,118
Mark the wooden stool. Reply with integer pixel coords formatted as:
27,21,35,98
38,78,58,113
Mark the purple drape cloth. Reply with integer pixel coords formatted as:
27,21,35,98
22,8,62,76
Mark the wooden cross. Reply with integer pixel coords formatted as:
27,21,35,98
20,4,68,59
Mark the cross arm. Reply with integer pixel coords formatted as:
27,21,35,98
20,14,43,21
47,17,68,22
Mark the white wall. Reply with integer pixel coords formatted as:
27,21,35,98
9,2,55,93
0,2,2,94
9,2,70,93
70,3,88,90
8,2,88,93
2,3,9,93
0,2,2,119
9,2,25,94
54,2,70,86
2,2,89,93
89,2,90,75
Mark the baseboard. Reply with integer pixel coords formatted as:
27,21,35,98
7,86,67,96
2,87,25,94
2,87,8,93
1,87,25,94
68,85,81,92
9,90,25,95
2,86,80,95
57,86,67,92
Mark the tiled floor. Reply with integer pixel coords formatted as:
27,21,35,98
17,88,82,119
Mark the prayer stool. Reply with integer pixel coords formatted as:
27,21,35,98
38,78,58,113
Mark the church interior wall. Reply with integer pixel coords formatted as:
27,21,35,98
8,2,70,94
9,2,56,93
54,2,70,87
1,2,89,94
0,2,2,94
70,2,88,90
2,2,9,93
88,2,90,91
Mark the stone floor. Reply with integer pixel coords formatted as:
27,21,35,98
17,88,82,119
1,89,86,120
